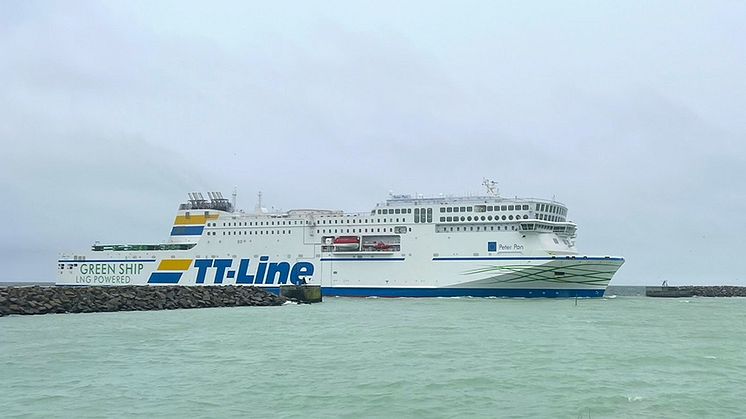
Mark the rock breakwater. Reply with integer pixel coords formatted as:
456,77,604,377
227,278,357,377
646,286,746,298
0,285,286,316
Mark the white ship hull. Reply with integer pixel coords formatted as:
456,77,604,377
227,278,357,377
57,190,624,298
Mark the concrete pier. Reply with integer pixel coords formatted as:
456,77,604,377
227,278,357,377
279,285,322,303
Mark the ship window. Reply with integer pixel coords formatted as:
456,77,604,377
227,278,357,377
467,216,472,221
427,208,432,223
440,207,445,213
523,205,529,210
523,215,529,219
508,205,514,211
490,226,494,231
460,206,466,212
488,215,493,221
509,215,514,220
500,205,506,210
467,207,472,212
446,216,452,222
447,207,452,213
502,215,507,220
487,206,493,211
481,216,486,221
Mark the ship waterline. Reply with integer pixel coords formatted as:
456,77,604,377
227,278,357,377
58,186,624,297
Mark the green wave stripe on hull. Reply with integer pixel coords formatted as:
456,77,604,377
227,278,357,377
462,263,615,285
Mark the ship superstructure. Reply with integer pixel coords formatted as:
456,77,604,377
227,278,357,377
58,184,624,297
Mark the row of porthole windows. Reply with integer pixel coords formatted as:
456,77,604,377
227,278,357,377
213,220,305,227
320,218,404,224
440,214,529,222
378,208,412,215
441,204,530,213
317,227,405,234
207,230,293,236
211,218,411,227
437,225,516,232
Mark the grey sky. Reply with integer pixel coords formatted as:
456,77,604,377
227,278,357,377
2,0,745,285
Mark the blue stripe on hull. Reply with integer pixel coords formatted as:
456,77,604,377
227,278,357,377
170,226,204,236
147,272,183,284
263,287,605,298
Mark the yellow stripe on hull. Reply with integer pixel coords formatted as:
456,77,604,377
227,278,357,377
173,214,220,225
157,259,193,271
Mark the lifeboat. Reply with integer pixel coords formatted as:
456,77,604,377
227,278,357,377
332,236,360,251
373,242,392,251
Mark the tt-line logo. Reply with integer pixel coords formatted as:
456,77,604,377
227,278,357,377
193,257,314,285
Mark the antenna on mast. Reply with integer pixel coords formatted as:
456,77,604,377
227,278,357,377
482,178,499,197
232,186,237,210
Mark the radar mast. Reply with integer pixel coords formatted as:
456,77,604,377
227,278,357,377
482,178,499,197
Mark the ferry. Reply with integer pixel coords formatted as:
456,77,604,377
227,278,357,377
57,181,624,297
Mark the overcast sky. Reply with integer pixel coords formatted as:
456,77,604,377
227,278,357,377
2,0,745,285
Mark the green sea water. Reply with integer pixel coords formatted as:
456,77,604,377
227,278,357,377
2,296,745,418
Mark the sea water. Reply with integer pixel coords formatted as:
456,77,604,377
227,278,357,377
1,296,745,418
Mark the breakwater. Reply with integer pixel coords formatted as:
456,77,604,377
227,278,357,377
0,285,286,316
646,286,746,298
